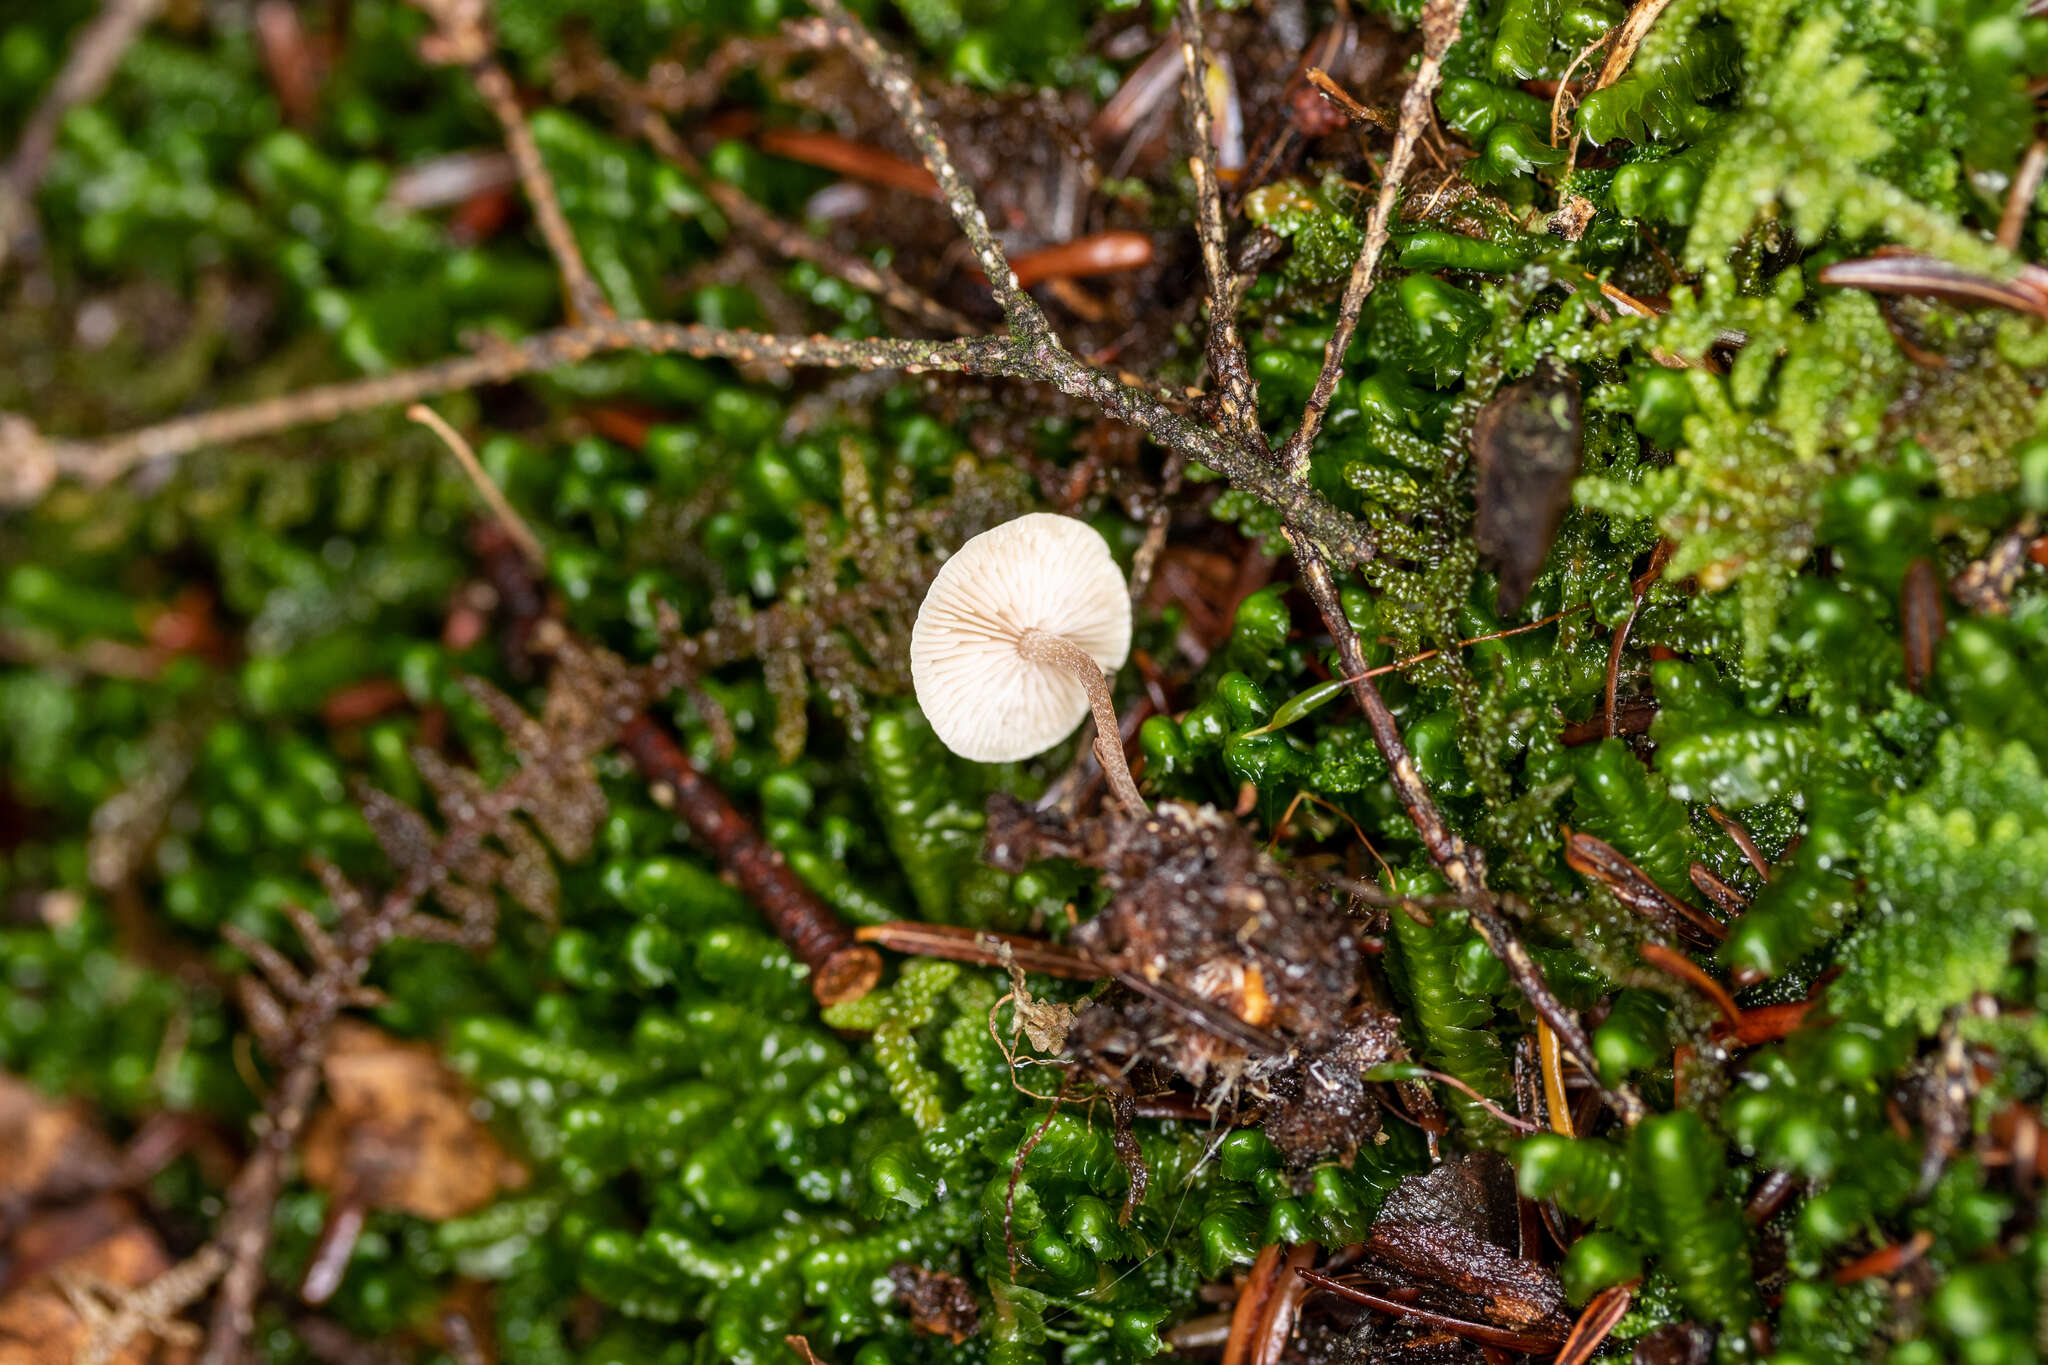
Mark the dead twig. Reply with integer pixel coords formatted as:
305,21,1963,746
1565,828,1727,945
1553,1280,1638,1365
1291,545,1647,1126
621,713,882,1004
798,0,1046,337
1277,0,1467,476
1593,0,1676,90
1640,941,1740,1025
0,0,168,273
856,922,1103,980
408,0,611,321
1178,0,1264,448
1295,1269,1568,1353
560,44,976,334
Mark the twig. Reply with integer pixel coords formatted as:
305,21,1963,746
1593,0,1675,90
1554,1281,1637,1365
19,323,997,491
801,0,1048,339
10,312,1372,568
1705,806,1770,880
67,1244,226,1365
1548,29,1616,148
1277,0,1467,477
1178,0,1264,448
0,0,168,273
471,61,612,320
1165,5,1617,1094
407,0,610,320
620,712,882,1004
203,622,646,1365
1565,828,1727,945
1999,138,2047,251
407,404,545,569
1605,539,1671,738
560,43,977,334
1290,542,1645,1127
1305,69,1395,129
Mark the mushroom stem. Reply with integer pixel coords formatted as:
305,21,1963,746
1016,628,1146,815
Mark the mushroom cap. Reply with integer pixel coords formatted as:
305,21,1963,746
911,513,1132,763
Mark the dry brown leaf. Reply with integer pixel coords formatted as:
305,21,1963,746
0,1074,122,1207
301,1022,526,1221
0,1197,194,1365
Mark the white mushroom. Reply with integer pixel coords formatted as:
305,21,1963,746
910,512,1144,812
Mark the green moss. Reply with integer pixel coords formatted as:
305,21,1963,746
6,0,2048,1358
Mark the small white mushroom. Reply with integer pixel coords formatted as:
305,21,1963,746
910,512,1144,813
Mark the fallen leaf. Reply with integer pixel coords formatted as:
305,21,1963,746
1471,359,1583,616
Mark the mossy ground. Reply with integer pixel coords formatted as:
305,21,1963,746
4,1,2048,1363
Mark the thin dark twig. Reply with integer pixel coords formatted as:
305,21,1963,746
621,713,882,1004
8,316,1373,563
0,0,167,272
1277,0,1467,477
472,61,612,321
1294,1271,1568,1353
1640,941,1740,1024
1290,542,1646,1126
1606,539,1671,737
560,44,977,334
26,323,1000,489
1177,0,1264,448
800,0,1048,338
406,0,610,320
856,922,1104,979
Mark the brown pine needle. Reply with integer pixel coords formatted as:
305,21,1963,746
1554,1281,1638,1365
2000,139,2048,251
1537,1018,1575,1137
1640,941,1741,1025
407,404,546,569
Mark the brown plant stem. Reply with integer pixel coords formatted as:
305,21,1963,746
1277,0,1467,477
856,922,1103,979
619,712,882,1004
1593,0,1676,89
800,0,1046,338
11,326,1373,565
1290,541,1647,1126
470,60,613,322
1999,138,2047,252
561,44,977,335
1295,1270,1567,1353
1178,0,1264,448
1565,828,1728,945
408,404,546,569
0,0,167,273
1640,941,1741,1025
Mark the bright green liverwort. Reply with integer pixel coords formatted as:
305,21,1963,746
6,0,2048,1363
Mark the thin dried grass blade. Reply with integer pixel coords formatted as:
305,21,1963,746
1818,252,2048,318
